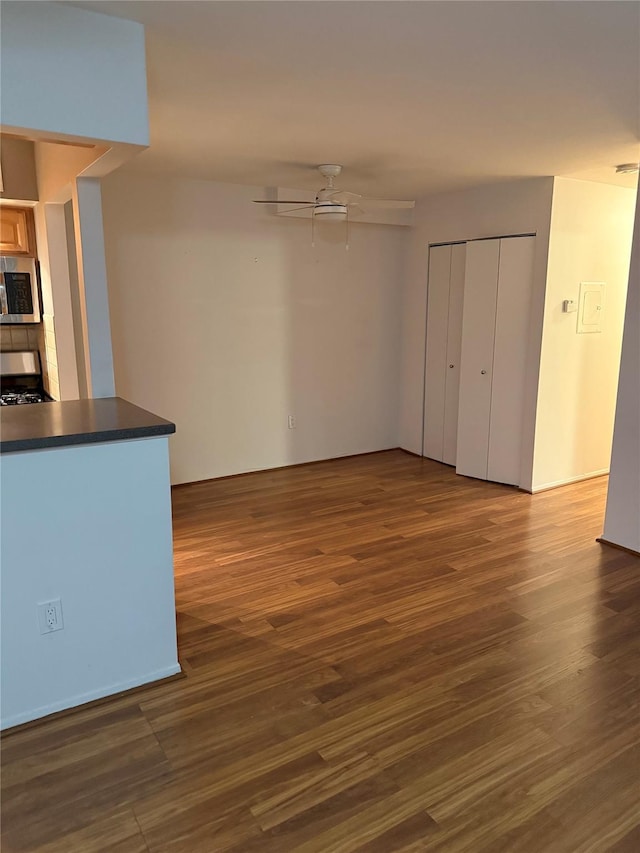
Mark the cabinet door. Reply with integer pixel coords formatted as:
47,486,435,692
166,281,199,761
442,243,466,465
487,236,535,485
456,239,500,480
0,207,35,256
423,244,452,461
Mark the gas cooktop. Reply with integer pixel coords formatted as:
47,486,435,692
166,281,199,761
0,350,50,406
1,391,45,406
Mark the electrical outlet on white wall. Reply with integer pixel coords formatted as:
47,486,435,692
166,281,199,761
287,415,296,429
38,599,64,634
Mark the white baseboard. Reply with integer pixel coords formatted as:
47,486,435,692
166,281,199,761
531,469,609,494
0,663,182,731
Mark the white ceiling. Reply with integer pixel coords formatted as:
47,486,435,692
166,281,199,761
69,1,639,198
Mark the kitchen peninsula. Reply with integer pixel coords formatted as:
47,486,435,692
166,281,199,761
0,398,181,729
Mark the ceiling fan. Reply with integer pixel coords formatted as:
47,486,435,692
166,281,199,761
252,164,415,222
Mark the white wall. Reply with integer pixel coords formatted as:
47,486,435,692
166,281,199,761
72,178,116,398
0,2,148,146
399,177,554,489
101,173,408,485
532,179,636,491
1,437,179,729
603,189,640,553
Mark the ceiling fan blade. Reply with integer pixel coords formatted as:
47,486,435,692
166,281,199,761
326,191,414,209
252,200,314,205
325,190,362,204
359,198,415,210
278,205,315,214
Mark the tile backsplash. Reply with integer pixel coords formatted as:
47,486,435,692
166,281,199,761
42,315,60,400
0,325,41,352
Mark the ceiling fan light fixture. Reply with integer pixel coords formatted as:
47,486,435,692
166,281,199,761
615,163,639,174
313,202,348,222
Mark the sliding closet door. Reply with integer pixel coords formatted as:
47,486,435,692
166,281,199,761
442,243,466,465
487,236,535,485
456,239,500,480
423,245,452,461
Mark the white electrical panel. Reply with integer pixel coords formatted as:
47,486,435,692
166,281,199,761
577,282,605,333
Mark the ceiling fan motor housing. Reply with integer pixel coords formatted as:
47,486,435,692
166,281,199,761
314,182,348,220
313,201,348,220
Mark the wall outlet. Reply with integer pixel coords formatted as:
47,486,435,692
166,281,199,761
287,414,296,429
38,599,64,634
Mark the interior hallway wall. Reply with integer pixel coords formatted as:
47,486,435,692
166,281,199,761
101,172,408,485
532,178,636,491
603,187,640,553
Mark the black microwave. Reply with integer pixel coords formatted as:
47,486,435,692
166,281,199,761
0,256,41,323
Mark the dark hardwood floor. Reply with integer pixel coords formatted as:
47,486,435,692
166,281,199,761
2,450,639,852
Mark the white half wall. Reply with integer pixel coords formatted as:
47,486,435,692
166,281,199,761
101,173,408,484
0,437,179,729
532,178,636,492
399,177,554,490
603,188,640,553
0,2,148,146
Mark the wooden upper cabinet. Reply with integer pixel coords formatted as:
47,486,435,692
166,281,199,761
0,206,37,256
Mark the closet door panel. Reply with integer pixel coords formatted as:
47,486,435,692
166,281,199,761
423,245,452,461
442,243,466,466
488,236,535,485
456,239,500,480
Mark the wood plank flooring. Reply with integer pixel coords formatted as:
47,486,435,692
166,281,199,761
2,450,639,852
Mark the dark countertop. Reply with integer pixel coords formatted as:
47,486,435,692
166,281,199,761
0,397,175,454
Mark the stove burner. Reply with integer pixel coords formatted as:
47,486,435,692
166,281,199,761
1,393,21,406
0,391,44,406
